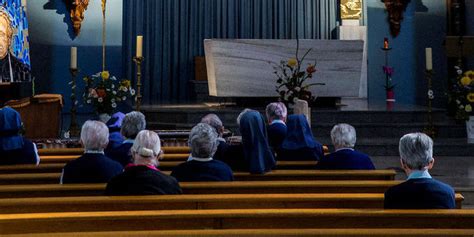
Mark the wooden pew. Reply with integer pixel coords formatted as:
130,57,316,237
4,229,474,237
38,147,191,156
0,170,397,184
0,181,402,198
0,193,464,214
2,209,474,234
38,153,191,164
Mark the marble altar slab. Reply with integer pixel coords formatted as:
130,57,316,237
204,39,364,98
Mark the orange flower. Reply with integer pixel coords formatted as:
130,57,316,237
96,89,107,98
306,65,317,74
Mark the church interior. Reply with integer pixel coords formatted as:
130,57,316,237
0,0,474,235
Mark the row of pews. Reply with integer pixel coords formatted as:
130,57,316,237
0,147,472,236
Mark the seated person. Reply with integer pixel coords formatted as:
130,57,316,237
105,112,125,150
61,120,123,184
316,124,375,170
0,107,39,165
171,123,233,182
200,113,232,161
225,109,275,174
384,132,455,209
106,130,182,195
265,102,287,151
106,111,146,166
277,114,324,161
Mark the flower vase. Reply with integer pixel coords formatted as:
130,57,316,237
98,113,111,123
467,116,474,144
386,89,395,110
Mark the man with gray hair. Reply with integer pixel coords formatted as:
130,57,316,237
265,102,288,150
171,123,233,181
200,113,229,161
384,132,455,209
106,111,146,166
316,123,374,170
61,120,123,184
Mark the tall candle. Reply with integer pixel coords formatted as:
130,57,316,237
136,35,143,58
70,47,77,69
425,48,433,71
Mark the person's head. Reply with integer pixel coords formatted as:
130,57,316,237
330,123,357,150
121,111,146,139
80,120,109,151
201,114,224,137
399,132,434,172
188,123,218,158
282,114,318,150
0,107,24,151
130,130,162,167
106,112,125,133
0,9,13,59
265,102,287,123
237,108,255,126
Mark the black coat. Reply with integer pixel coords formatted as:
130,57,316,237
61,153,123,184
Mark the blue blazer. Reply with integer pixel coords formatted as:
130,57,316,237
0,138,38,165
267,122,287,149
171,159,234,182
384,178,456,209
105,143,133,167
61,153,123,184
315,149,375,170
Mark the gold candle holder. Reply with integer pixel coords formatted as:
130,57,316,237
423,69,436,138
133,56,144,112
68,68,80,137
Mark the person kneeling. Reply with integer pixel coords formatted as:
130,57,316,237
384,132,455,209
171,123,234,182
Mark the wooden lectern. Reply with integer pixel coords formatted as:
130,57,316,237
4,94,63,139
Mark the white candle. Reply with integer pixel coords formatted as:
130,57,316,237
70,47,77,69
136,35,143,58
425,48,433,71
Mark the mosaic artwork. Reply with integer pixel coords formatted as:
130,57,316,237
0,0,30,82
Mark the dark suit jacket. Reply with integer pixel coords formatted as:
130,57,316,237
171,159,234,182
277,146,324,161
384,178,456,209
61,153,123,184
105,165,182,195
105,143,133,167
213,141,247,172
315,149,375,170
267,122,287,149
0,138,37,165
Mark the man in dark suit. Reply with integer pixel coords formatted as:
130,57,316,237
265,102,287,151
384,132,455,209
316,123,375,170
61,120,123,184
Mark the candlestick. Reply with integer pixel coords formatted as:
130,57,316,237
70,47,77,69
136,35,143,58
384,37,389,49
423,69,436,138
425,48,433,71
133,56,144,112
68,68,80,137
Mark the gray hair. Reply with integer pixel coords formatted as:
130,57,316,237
201,114,223,136
331,123,357,149
131,130,161,160
80,120,109,151
121,111,146,139
265,102,287,122
237,108,255,126
188,123,218,158
399,133,434,170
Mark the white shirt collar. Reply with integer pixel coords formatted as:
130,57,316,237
271,119,286,125
217,137,226,142
123,139,134,144
187,155,213,162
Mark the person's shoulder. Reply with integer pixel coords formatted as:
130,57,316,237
428,178,455,192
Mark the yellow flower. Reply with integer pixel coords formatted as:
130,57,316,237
101,71,110,80
460,76,471,86
467,93,474,103
465,104,473,113
287,58,298,67
121,80,131,88
465,70,474,79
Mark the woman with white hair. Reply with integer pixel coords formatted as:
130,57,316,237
171,123,233,182
61,120,123,184
315,123,374,170
106,111,146,167
106,130,182,195
384,132,455,209
265,102,287,151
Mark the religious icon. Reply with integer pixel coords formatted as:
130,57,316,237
382,0,411,38
65,0,90,36
0,8,12,61
341,0,363,20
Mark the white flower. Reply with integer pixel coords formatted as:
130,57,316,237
122,87,128,92
130,89,136,96
457,70,463,75
459,105,465,109
288,90,293,96
111,76,117,81
106,89,111,92
122,96,127,101
64,131,70,139
428,95,434,100
293,97,299,103
112,91,117,95
427,90,434,96
86,99,91,104
455,66,460,70
111,84,115,89
74,101,78,105
111,99,116,103
98,98,103,103
112,103,117,108
294,87,301,92
94,72,101,77
456,100,461,104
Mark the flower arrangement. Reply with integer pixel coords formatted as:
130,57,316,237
83,71,135,115
449,66,474,120
272,40,324,104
